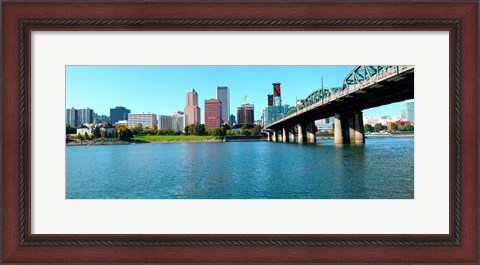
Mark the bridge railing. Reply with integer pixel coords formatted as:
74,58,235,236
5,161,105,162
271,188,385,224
265,65,414,127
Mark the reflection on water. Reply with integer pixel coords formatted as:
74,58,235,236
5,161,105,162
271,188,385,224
66,138,414,199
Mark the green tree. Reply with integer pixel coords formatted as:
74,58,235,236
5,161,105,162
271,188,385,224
364,124,374,132
188,124,206,135
84,132,89,139
252,125,262,136
117,127,133,141
374,123,383,132
404,124,414,131
389,123,398,131
132,124,143,135
93,126,101,138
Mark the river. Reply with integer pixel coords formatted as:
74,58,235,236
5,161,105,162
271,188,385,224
66,137,414,199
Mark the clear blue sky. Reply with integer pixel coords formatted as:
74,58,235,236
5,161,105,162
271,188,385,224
66,66,408,121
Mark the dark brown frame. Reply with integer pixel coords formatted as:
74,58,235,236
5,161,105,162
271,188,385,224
1,1,478,264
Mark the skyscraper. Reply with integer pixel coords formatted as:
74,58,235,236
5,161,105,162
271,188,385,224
110,106,131,124
405,101,414,124
184,88,201,126
78,107,94,125
66,107,78,127
229,114,236,125
204,99,222,130
216,86,229,124
237,104,254,124
401,101,415,124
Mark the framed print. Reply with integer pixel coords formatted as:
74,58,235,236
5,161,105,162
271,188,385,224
1,0,478,263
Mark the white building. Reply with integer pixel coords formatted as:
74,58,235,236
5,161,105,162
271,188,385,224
158,111,186,132
128,112,158,128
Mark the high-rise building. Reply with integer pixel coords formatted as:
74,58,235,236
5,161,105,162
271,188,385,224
127,112,157,128
405,101,414,124
66,107,78,127
237,104,255,124
158,115,174,130
78,107,94,125
172,111,186,131
216,86,229,124
263,105,289,126
229,114,236,125
110,106,131,124
158,111,186,131
184,88,201,126
204,99,222,130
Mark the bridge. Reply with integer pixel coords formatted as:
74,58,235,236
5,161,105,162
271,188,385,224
264,65,414,144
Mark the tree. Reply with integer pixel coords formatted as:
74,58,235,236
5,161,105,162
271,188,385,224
132,124,143,135
221,124,231,130
404,124,414,131
84,132,89,139
93,126,101,138
374,123,383,132
117,127,133,141
252,125,262,136
389,123,398,131
364,124,374,132
188,124,206,135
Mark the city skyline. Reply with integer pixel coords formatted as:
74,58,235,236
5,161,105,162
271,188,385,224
66,66,411,121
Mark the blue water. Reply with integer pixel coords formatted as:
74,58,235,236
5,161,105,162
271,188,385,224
66,138,414,199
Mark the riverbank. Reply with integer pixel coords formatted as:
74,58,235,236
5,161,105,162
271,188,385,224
67,136,225,146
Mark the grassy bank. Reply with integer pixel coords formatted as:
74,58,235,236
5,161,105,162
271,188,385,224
133,135,220,141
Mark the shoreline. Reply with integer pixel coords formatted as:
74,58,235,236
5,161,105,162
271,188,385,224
66,138,224,146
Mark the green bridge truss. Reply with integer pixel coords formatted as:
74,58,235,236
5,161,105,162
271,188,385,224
266,65,412,127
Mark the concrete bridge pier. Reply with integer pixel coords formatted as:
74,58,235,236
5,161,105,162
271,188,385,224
277,129,283,142
288,126,295,142
297,123,306,143
353,111,365,144
334,111,365,144
267,131,272,142
272,130,278,142
282,127,288,142
305,121,317,143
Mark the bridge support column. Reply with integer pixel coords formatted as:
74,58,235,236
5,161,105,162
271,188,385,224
297,124,306,143
272,130,278,142
305,121,316,143
282,127,288,142
334,112,365,144
267,131,272,142
288,127,295,142
334,113,344,144
353,111,365,144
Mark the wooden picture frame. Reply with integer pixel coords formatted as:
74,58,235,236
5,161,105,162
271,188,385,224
1,1,478,263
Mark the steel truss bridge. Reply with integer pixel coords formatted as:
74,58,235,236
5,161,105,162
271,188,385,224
265,65,414,144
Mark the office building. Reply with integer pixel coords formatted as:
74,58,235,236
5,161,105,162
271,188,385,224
158,111,186,131
127,112,158,128
216,86,230,124
184,88,201,126
158,115,174,130
204,99,222,130
229,114,236,125
237,104,255,124
110,106,131,124
172,111,186,131
263,105,289,126
404,101,415,124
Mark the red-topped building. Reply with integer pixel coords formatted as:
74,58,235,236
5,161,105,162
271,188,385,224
204,99,222,130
